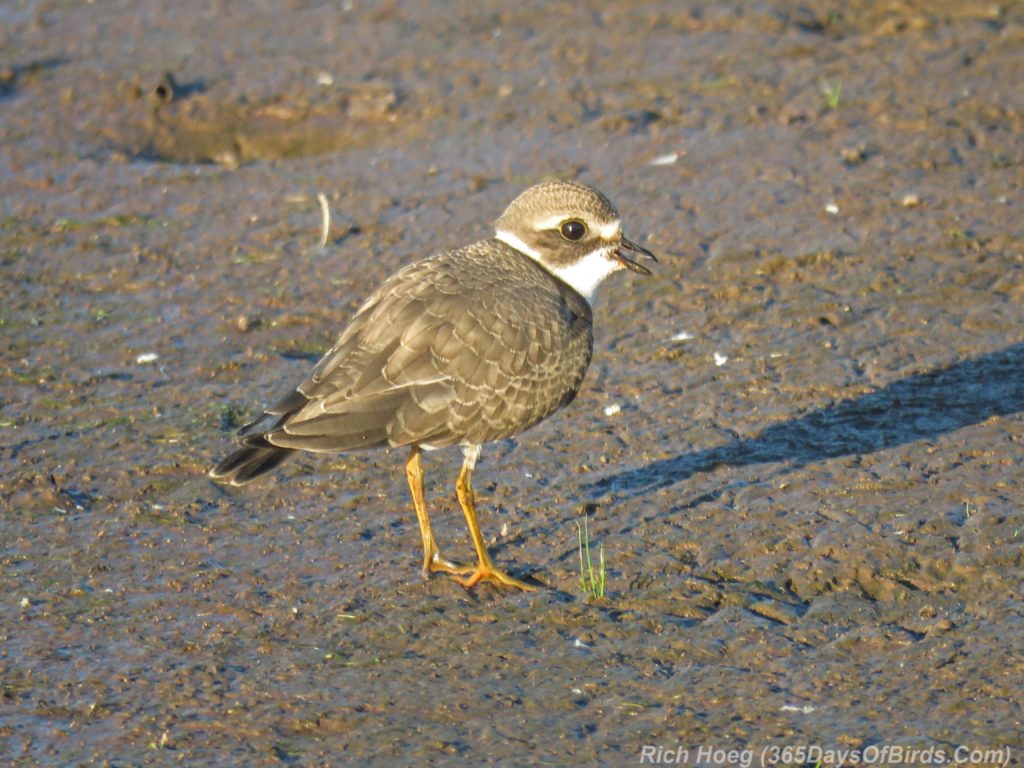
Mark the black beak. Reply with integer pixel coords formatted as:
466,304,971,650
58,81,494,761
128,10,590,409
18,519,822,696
615,236,657,275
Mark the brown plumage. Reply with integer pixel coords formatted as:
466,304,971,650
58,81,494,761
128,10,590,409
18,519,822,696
210,180,654,590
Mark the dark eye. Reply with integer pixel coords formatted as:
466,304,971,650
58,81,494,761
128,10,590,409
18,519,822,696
560,220,587,241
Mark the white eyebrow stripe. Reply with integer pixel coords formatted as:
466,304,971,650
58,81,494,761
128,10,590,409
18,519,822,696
534,214,571,230
532,214,622,240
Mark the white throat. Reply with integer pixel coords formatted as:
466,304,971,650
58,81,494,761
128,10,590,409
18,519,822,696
546,247,622,304
494,230,621,305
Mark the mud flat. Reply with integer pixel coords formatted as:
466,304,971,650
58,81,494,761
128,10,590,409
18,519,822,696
1,1,1022,764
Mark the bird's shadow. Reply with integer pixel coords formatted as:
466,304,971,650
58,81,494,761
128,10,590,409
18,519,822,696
587,343,1024,501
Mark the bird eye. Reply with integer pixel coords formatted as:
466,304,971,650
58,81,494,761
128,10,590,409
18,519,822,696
560,220,587,241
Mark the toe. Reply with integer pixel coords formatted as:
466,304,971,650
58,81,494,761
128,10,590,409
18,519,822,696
454,565,538,591
423,554,474,578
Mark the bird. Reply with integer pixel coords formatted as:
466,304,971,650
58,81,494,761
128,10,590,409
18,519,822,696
209,180,655,590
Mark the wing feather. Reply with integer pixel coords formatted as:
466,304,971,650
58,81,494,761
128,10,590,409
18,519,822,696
249,239,593,453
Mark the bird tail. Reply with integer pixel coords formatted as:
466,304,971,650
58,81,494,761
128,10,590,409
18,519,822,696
209,388,309,485
208,435,296,486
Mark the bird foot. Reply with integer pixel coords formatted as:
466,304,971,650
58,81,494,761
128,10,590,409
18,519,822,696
421,553,475,579
454,564,537,592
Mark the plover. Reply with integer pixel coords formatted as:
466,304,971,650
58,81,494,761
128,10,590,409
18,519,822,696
209,180,655,590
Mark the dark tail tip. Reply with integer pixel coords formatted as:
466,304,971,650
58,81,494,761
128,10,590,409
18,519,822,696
208,437,294,486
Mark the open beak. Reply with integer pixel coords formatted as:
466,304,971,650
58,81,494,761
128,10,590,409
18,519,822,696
614,236,657,275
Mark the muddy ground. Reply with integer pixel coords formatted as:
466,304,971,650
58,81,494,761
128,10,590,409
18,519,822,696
2,0,1023,765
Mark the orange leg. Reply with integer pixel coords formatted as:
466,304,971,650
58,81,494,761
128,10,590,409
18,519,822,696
453,446,536,591
404,446,469,579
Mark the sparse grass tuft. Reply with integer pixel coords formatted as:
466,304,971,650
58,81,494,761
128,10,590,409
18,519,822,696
576,517,606,599
822,80,842,110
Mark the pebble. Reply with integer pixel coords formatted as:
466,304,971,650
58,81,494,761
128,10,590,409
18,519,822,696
649,151,682,166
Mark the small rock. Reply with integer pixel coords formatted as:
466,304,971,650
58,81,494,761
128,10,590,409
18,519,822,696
649,151,683,166
841,146,866,165
780,703,816,714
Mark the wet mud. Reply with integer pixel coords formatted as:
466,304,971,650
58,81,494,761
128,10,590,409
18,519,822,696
117,71,399,167
2,1,1023,765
